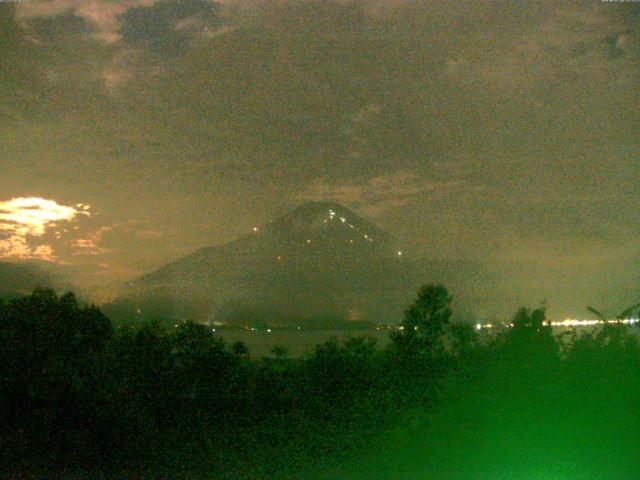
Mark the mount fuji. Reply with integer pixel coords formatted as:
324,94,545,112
107,202,420,326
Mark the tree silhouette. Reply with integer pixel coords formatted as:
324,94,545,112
0,289,117,471
502,303,559,367
391,284,452,356
448,322,478,356
270,345,288,359
584,303,640,349
231,340,249,356
586,303,640,322
512,304,547,330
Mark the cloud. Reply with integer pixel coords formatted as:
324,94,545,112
71,225,114,255
70,220,175,270
69,222,165,255
119,0,223,54
17,0,233,45
298,172,470,216
17,0,158,44
25,11,94,41
0,197,90,261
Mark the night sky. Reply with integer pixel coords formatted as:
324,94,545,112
1,0,639,319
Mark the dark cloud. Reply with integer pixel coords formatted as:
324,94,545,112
0,4,19,44
120,0,222,54
27,11,94,41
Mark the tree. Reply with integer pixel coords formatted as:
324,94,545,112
231,340,249,356
0,289,116,471
586,302,640,349
505,303,558,363
512,304,548,330
586,303,640,322
391,284,452,356
270,345,288,359
449,322,478,356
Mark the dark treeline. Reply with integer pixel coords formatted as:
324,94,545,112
2,286,640,478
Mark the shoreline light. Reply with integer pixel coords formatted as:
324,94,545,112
475,318,640,330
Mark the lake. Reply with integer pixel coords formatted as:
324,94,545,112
214,329,392,357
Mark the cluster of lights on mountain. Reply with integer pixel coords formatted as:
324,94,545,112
251,208,404,260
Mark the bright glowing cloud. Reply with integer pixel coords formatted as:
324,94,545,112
0,197,90,261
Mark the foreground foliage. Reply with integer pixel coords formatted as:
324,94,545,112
1,287,640,479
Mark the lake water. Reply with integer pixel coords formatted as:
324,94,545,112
215,329,391,357
215,324,640,357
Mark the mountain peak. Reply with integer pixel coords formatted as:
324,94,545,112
265,201,389,244
277,201,354,222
